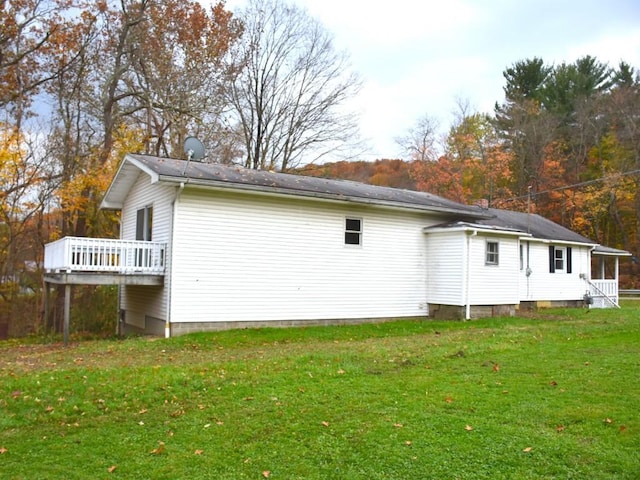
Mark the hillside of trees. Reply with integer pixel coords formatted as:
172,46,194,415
1,0,638,337
297,160,416,190
399,57,640,289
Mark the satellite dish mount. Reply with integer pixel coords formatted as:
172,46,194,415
182,136,205,175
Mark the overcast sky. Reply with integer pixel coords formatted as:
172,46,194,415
225,0,640,161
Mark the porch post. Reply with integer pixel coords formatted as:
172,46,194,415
600,257,605,280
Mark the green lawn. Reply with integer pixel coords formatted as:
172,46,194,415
1,305,639,479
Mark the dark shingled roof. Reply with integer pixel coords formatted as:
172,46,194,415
480,209,631,255
478,208,596,244
129,154,488,218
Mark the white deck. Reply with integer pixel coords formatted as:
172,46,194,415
44,237,166,275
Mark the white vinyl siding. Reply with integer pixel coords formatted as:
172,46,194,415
425,232,466,306
468,234,519,305
120,173,175,326
169,188,431,323
425,231,519,306
519,242,589,301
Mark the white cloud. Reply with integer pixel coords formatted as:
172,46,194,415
304,0,477,49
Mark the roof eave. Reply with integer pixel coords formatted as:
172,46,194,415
156,174,489,218
424,224,530,237
100,154,160,210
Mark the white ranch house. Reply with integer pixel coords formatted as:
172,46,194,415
44,154,630,338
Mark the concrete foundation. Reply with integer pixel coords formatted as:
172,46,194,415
167,316,422,337
428,304,516,320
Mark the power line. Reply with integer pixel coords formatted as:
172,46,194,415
500,169,640,203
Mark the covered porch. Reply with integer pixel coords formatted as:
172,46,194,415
43,237,167,344
585,247,632,308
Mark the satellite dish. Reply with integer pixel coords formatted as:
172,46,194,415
183,136,205,162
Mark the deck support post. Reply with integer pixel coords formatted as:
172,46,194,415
43,282,50,334
63,284,71,346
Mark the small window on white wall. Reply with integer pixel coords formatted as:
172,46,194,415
519,244,524,270
549,246,572,273
136,206,153,241
485,241,499,265
345,218,362,245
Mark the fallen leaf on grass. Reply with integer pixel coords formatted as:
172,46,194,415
262,471,271,478
604,418,613,425
465,425,473,431
321,421,329,427
549,380,558,386
0,447,7,454
523,447,533,453
404,441,412,446
492,363,500,372
194,449,204,455
107,465,117,473
619,425,627,432
556,425,565,432
444,396,454,404
150,442,165,455
393,423,403,428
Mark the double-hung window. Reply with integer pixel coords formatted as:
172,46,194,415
345,218,362,246
485,240,499,265
549,246,572,273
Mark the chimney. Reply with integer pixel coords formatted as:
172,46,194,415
474,199,489,209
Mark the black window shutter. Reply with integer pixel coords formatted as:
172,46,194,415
549,246,555,273
566,247,572,274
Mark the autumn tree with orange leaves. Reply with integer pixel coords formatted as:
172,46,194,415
1,0,242,335
411,111,514,207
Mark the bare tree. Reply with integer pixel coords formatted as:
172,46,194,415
225,0,362,171
395,114,441,162
128,0,242,158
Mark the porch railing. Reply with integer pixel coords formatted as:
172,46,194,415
587,279,619,308
44,237,166,275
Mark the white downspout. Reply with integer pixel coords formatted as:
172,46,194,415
465,230,477,320
165,182,185,338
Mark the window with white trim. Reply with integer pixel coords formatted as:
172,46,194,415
519,244,524,270
554,247,565,272
485,240,499,265
549,246,572,273
136,205,153,241
345,218,362,245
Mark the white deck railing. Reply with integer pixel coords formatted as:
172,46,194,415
44,237,166,274
588,279,619,308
